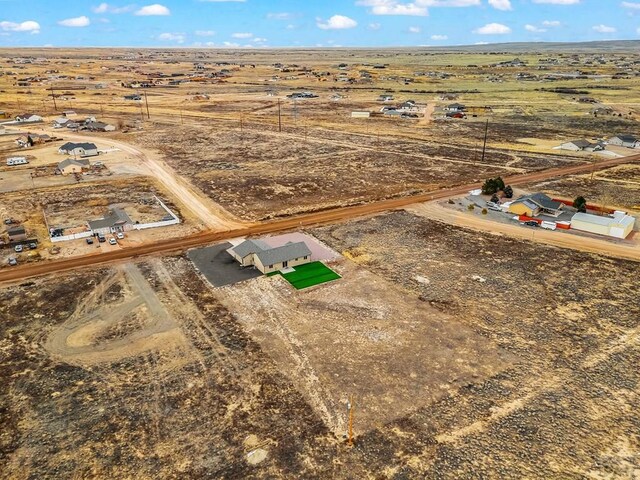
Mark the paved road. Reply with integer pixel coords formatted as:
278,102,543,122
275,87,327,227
1,152,638,284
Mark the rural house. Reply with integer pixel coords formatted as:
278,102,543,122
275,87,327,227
57,158,90,175
571,211,635,239
607,134,639,149
508,193,564,217
15,133,51,147
228,239,312,274
15,113,43,123
87,207,134,235
559,139,604,152
58,142,98,157
444,103,465,112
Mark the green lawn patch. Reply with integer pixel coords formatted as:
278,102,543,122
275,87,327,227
270,261,341,290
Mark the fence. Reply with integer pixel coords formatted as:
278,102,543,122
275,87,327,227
50,231,93,243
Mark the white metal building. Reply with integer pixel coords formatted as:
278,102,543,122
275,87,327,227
570,211,635,239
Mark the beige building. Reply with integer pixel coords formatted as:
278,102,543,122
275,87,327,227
57,158,90,175
571,211,635,239
228,239,312,274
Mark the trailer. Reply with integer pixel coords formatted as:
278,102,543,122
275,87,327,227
6,157,28,166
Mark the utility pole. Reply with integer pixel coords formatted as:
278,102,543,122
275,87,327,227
144,91,150,119
49,86,58,111
480,119,489,164
277,99,282,132
346,395,355,447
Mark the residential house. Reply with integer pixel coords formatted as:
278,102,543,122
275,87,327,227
15,133,51,147
607,134,639,149
508,193,564,217
57,158,90,175
571,211,635,239
15,113,43,123
228,239,312,274
58,142,99,157
559,139,604,152
7,225,27,242
85,121,116,132
444,103,465,112
378,94,394,102
52,117,70,128
124,94,141,101
87,207,134,235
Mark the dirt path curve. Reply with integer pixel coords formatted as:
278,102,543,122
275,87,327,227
1,152,639,284
61,131,246,231
418,96,438,126
408,202,640,262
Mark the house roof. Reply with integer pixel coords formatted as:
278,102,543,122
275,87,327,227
572,212,635,228
566,139,591,148
611,134,638,143
255,241,311,266
58,158,90,170
513,193,562,211
230,239,271,259
7,225,26,235
88,208,132,231
59,142,97,151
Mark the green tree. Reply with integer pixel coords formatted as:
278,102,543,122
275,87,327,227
573,196,587,213
495,177,505,191
481,178,498,195
503,185,514,198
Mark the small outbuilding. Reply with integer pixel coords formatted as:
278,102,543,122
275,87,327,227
607,134,639,149
559,139,604,152
570,211,635,239
7,225,27,242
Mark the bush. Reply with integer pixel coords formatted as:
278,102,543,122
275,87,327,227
503,185,514,198
573,196,587,213
467,204,475,211
448,199,455,204
482,208,488,215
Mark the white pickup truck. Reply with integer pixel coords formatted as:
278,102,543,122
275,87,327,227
540,221,557,231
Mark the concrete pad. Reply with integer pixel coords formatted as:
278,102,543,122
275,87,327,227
188,242,261,287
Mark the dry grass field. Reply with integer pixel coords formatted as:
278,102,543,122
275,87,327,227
1,211,639,478
1,46,639,478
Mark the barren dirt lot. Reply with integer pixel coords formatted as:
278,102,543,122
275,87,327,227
128,123,587,221
525,163,640,211
1,213,638,478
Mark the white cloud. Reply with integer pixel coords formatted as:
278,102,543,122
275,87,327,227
266,12,294,20
231,32,253,38
58,16,91,27
253,37,267,43
532,0,579,4
93,3,135,14
622,1,640,8
200,0,246,2
317,14,358,29
474,22,511,34
525,24,546,32
431,34,447,39
195,30,215,36
542,20,561,27
0,20,40,33
158,32,185,43
408,26,421,33
356,0,428,16
222,41,240,47
135,4,170,16
368,22,381,30
592,24,616,33
422,0,478,5
488,0,512,10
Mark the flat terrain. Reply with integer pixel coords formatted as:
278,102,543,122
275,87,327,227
2,212,638,478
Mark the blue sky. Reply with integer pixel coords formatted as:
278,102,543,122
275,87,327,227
0,0,638,47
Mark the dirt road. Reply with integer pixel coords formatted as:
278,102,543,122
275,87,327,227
408,202,640,262
1,152,639,284
60,131,245,231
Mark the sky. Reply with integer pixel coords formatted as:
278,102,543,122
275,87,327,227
0,0,638,48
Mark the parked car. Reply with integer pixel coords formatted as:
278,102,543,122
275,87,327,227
98,235,106,243
523,220,539,227
109,238,117,245
14,244,23,252
540,221,557,231
86,237,94,245
116,232,124,239
486,202,502,212
28,242,37,250
8,257,17,266
4,218,14,225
